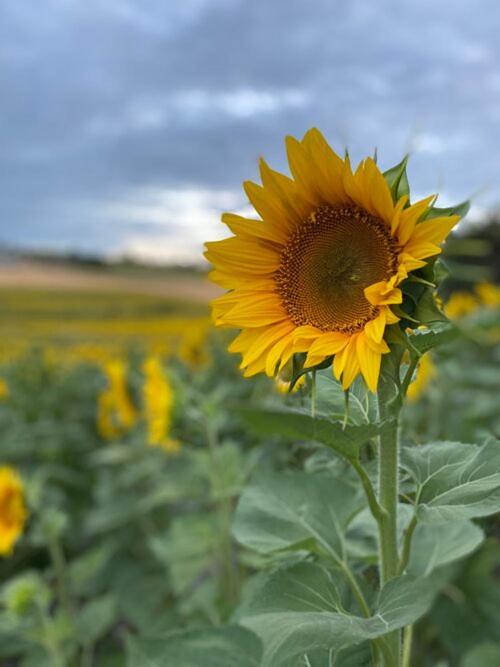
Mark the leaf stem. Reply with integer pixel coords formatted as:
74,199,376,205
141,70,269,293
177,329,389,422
400,353,419,397
352,458,384,522
398,515,418,575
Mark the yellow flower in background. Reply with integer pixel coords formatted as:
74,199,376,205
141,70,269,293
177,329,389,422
0,467,27,556
476,282,500,309
142,357,180,453
178,323,210,367
407,354,436,402
445,292,479,320
0,379,9,401
205,129,461,393
97,360,137,440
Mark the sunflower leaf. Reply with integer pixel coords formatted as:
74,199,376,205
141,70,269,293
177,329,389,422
411,289,449,325
235,406,392,461
126,625,262,667
407,520,484,576
400,439,500,523
232,469,365,561
383,155,410,202
239,562,438,667
422,199,471,220
408,321,459,354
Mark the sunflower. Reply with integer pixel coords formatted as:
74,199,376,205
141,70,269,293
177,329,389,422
205,129,461,392
0,466,27,556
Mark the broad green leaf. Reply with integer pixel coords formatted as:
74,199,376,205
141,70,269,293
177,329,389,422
383,155,410,202
401,440,500,522
233,470,365,562
237,406,392,461
126,625,262,667
408,521,484,576
411,289,449,325
76,594,118,645
408,322,459,354
311,372,376,425
240,562,437,667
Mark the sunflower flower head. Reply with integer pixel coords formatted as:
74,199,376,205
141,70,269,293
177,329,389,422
97,360,137,440
205,129,465,393
142,357,180,454
0,466,27,556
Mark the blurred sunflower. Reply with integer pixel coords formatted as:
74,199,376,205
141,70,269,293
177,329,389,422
0,467,27,556
0,378,9,400
407,354,436,402
205,129,461,392
142,357,180,453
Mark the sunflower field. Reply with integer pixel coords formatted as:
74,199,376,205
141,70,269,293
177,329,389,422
1,138,500,667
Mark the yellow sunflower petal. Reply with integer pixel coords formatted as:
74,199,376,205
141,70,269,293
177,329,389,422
204,237,280,275
307,331,350,357
265,332,296,376
221,212,287,245
241,321,295,367
221,292,288,328
364,309,387,344
243,180,293,234
364,158,395,224
301,128,349,205
364,280,402,306
390,195,409,235
404,215,460,259
396,195,436,246
259,159,312,224
339,336,361,389
356,332,382,393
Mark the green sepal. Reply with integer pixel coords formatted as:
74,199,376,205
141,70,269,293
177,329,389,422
383,154,410,203
422,199,471,221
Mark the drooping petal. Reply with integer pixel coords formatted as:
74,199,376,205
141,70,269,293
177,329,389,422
265,332,296,377
364,279,402,306
356,333,383,393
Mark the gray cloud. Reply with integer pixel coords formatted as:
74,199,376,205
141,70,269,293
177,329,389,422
0,0,499,260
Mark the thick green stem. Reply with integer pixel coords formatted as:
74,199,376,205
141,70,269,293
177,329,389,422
377,362,403,666
377,418,399,586
401,624,413,667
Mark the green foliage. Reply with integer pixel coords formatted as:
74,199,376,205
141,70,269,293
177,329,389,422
0,288,499,666
233,469,365,561
126,625,262,667
239,562,436,666
401,440,500,522
237,405,391,461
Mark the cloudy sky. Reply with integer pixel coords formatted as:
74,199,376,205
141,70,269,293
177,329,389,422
1,0,499,263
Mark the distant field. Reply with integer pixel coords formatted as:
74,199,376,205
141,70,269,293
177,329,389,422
0,262,218,364
0,259,219,301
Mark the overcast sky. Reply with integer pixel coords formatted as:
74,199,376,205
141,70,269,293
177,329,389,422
1,0,499,263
